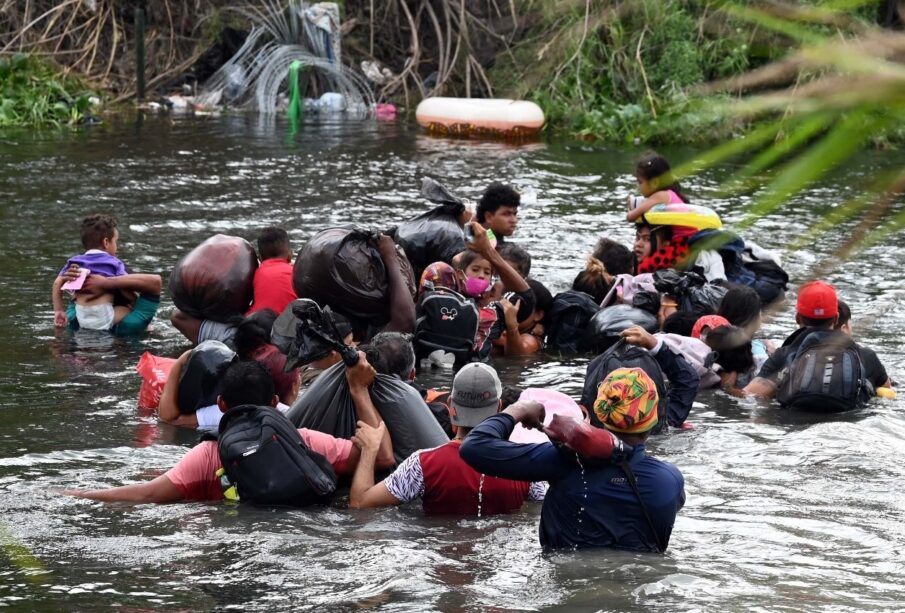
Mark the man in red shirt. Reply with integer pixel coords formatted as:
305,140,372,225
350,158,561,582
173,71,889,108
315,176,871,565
171,227,297,345
349,362,544,516
64,356,394,503
247,227,298,315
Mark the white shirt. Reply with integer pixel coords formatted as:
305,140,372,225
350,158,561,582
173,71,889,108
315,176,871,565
195,402,290,431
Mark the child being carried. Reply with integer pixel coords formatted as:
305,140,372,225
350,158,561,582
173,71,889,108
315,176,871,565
52,214,132,331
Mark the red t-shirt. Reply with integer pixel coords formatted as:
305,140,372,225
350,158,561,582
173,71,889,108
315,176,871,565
247,258,297,315
165,429,353,501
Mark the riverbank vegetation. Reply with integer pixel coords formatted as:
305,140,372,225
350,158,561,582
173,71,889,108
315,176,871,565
1,0,902,148
0,54,95,127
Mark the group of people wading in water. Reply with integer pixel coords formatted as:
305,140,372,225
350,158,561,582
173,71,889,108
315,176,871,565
55,153,891,553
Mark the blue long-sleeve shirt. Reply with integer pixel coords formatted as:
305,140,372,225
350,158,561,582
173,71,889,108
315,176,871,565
460,414,685,552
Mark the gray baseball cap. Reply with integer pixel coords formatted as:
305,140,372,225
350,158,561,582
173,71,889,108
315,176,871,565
449,363,502,428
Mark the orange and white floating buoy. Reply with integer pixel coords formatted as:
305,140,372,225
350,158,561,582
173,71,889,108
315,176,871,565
416,97,545,138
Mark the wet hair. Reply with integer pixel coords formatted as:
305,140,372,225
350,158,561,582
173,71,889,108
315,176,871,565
456,250,489,273
662,311,698,336
592,238,633,276
219,361,275,408
799,314,836,329
571,257,611,304
257,227,291,260
498,243,531,278
500,385,525,410
718,285,762,330
705,325,754,375
80,214,117,250
233,309,278,360
363,332,416,380
476,183,520,223
836,300,851,330
527,278,553,325
635,152,689,203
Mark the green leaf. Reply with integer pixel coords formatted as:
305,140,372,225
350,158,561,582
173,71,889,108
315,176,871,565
737,109,892,230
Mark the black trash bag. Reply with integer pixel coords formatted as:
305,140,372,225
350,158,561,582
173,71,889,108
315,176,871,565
293,227,416,325
588,305,658,353
547,290,601,354
271,299,358,370
177,340,237,414
394,178,468,278
652,269,725,317
652,269,687,296
420,177,464,206
394,203,467,278
285,362,449,463
169,234,258,322
681,282,728,317
632,290,661,317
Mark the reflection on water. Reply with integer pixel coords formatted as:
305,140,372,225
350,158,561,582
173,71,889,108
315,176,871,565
0,116,903,610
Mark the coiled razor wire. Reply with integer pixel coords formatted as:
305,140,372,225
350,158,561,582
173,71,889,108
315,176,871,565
196,1,374,118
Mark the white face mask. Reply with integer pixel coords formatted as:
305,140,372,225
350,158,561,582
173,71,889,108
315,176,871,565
75,303,115,330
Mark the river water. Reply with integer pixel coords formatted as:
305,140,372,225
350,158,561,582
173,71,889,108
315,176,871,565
1,116,903,611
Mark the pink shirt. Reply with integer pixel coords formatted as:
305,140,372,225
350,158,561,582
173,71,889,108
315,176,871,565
247,258,297,315
165,429,353,501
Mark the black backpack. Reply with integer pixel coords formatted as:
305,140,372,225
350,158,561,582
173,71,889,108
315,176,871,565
581,341,668,435
776,332,873,413
414,288,480,366
547,290,601,353
217,404,337,506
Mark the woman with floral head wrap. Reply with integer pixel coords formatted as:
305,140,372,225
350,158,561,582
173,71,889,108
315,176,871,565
460,367,685,552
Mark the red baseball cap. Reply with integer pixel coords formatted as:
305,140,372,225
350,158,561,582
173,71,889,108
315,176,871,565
691,315,730,340
796,281,838,320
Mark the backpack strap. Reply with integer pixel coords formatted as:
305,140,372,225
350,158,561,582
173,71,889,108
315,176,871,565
619,457,666,554
786,330,854,364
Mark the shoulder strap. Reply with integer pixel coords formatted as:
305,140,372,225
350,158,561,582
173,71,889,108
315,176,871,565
789,330,856,364
619,458,665,554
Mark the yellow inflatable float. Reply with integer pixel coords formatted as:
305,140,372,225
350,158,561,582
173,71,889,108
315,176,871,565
416,97,545,137
638,203,723,230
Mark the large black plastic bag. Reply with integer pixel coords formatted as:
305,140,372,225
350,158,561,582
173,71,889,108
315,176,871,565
285,362,449,463
177,340,237,414
682,282,728,317
169,234,258,322
652,269,688,297
632,290,661,316
271,299,347,369
394,202,466,277
588,305,658,351
293,227,416,325
652,269,726,317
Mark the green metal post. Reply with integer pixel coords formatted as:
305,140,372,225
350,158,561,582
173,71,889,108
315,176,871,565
135,7,146,101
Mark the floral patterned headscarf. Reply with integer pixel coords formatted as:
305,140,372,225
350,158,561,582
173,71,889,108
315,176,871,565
593,367,659,434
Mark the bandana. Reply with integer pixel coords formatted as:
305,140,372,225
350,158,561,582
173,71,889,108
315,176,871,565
419,262,460,295
593,367,659,434
637,235,690,274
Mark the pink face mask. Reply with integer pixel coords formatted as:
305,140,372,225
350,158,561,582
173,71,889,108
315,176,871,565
463,276,491,298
